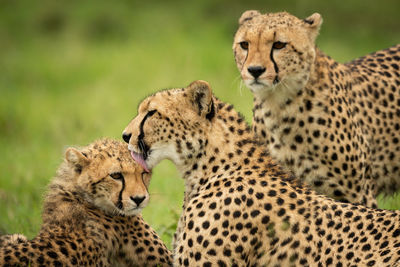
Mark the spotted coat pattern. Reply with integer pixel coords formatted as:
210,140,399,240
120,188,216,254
123,81,400,267
0,139,172,267
233,10,400,207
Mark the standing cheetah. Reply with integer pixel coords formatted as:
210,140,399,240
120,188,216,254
0,139,172,267
123,80,400,267
233,10,400,207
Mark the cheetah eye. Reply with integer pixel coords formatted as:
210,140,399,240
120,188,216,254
239,41,249,50
272,41,287,50
110,172,123,180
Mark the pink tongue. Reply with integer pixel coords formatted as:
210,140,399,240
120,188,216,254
131,151,150,173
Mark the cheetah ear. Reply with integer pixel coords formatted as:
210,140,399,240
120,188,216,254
239,10,261,25
303,13,323,41
65,148,89,173
187,80,215,121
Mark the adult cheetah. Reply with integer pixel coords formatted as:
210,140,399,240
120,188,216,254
233,10,400,207
0,139,172,267
123,80,400,267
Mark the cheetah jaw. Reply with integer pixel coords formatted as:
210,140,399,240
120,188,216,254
245,79,273,94
126,207,142,216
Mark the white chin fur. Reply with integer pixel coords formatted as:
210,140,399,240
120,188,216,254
245,75,307,102
146,143,182,169
124,208,142,216
244,80,273,96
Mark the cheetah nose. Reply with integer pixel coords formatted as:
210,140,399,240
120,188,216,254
130,196,146,206
247,66,266,79
122,132,132,144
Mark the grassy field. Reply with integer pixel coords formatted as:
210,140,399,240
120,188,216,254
0,0,399,248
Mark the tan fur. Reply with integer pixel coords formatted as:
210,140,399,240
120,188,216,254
0,139,172,267
123,81,400,266
233,10,400,207
0,234,27,247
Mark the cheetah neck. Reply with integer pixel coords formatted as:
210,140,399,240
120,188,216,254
252,49,344,137
254,48,334,110
179,100,271,200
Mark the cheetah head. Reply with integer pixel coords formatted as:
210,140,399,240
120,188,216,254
233,10,322,98
64,139,150,216
122,80,215,173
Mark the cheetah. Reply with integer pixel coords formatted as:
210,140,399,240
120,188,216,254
233,10,400,208
123,80,400,266
0,139,172,267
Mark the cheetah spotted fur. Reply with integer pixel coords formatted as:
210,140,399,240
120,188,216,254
123,81,400,267
233,10,400,207
0,139,172,267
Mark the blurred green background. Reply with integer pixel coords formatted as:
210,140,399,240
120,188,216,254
0,0,399,248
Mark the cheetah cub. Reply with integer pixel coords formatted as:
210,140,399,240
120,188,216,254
124,81,400,267
233,10,400,207
0,139,172,267
0,234,27,247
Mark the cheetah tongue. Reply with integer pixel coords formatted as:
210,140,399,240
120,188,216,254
131,151,150,173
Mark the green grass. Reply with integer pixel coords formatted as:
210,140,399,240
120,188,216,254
0,0,399,248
